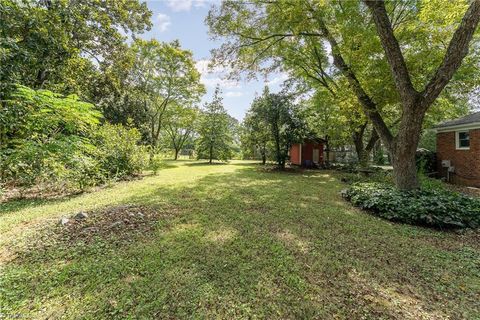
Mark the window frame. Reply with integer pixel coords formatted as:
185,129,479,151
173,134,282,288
455,130,470,150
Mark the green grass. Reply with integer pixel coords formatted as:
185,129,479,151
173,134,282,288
0,160,479,319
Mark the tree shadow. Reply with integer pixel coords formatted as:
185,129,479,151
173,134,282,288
2,165,478,318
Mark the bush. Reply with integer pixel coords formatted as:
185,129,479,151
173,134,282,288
0,86,148,196
340,170,393,185
343,182,480,229
416,148,436,174
93,124,147,180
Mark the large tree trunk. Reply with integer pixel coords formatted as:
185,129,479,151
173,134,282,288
363,0,480,190
174,148,179,160
352,124,367,167
389,108,424,189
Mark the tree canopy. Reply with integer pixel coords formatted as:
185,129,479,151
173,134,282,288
207,0,480,189
196,87,234,163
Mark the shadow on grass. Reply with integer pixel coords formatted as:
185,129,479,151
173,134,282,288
2,165,479,319
0,193,83,216
0,162,182,215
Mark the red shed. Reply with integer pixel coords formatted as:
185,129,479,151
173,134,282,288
290,138,325,167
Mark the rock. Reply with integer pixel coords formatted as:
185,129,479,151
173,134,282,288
74,211,88,220
340,189,349,198
109,221,123,229
82,227,98,233
59,217,70,226
137,212,144,218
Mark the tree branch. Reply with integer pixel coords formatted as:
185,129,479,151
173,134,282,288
317,19,394,148
364,0,418,105
421,0,480,110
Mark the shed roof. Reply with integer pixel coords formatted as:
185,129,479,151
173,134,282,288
435,111,480,129
303,136,326,144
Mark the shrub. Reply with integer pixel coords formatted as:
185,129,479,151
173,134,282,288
93,124,147,179
148,155,165,175
340,170,393,185
416,148,436,174
0,86,147,195
343,182,480,229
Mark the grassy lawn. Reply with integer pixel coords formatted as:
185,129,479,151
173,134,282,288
0,161,479,319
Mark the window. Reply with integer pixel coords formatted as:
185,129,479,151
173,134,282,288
456,131,470,150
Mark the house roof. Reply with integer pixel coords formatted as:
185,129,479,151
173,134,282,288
435,111,480,130
303,135,326,143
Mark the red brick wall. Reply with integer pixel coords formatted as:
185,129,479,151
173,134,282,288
436,129,480,187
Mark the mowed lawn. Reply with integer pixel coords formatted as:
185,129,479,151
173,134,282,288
0,161,479,319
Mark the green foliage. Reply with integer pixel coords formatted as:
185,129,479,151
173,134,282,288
0,0,152,97
340,169,393,186
94,124,147,180
242,88,306,168
344,182,480,229
0,86,102,190
196,87,234,162
418,130,437,152
0,86,145,194
129,39,205,150
416,149,436,174
163,104,198,160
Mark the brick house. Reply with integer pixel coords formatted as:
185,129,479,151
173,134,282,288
436,112,480,187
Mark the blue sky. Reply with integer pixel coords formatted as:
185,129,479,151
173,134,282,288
138,0,286,121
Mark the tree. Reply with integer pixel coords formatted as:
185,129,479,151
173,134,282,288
164,104,198,160
304,90,349,166
243,88,306,169
0,0,152,97
361,0,480,189
242,108,271,164
196,87,233,163
130,39,205,155
207,0,480,189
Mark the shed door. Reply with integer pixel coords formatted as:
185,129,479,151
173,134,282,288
313,149,320,163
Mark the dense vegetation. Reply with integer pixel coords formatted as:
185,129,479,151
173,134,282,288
0,1,237,197
1,1,480,318
242,88,306,168
344,182,480,229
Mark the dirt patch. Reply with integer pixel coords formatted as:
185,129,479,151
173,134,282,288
10,205,170,263
55,204,163,245
348,269,448,320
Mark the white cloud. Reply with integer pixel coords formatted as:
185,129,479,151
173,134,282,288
166,0,207,12
195,59,231,74
200,76,240,89
224,91,244,98
155,13,171,32
265,72,289,85
195,59,239,89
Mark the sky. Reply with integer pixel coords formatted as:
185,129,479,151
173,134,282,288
138,0,286,121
